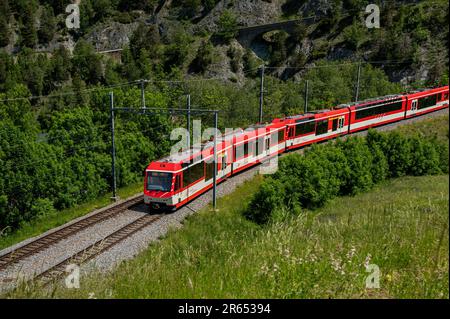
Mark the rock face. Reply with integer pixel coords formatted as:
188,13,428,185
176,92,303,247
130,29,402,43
196,0,285,32
297,0,338,16
85,22,140,52
3,0,444,85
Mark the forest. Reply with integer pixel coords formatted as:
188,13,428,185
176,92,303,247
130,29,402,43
0,0,448,232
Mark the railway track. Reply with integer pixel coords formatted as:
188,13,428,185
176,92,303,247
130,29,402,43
35,213,163,283
0,195,144,273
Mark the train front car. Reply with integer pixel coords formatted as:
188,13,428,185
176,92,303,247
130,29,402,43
144,160,181,211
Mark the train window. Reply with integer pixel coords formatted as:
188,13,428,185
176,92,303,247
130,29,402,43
288,127,295,138
332,118,338,131
243,142,250,156
278,129,285,142
382,101,403,113
255,137,264,156
235,144,244,160
295,120,315,136
270,132,279,146
444,93,449,100
339,117,345,128
183,161,204,186
356,100,402,120
147,172,173,192
174,175,181,191
315,120,328,135
418,94,438,109
355,106,373,119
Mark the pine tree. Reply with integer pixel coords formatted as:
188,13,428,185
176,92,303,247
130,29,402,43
38,5,56,44
0,0,10,46
20,3,37,48
0,15,9,47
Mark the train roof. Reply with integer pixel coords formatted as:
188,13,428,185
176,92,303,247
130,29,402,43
406,85,449,98
335,94,404,109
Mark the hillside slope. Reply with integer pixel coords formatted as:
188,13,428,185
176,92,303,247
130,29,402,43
1,0,448,84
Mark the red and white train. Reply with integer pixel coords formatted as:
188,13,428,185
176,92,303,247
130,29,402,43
144,85,449,211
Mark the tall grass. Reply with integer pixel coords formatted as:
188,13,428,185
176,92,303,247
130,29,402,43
7,174,448,299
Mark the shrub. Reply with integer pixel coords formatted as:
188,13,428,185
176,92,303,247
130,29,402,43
409,137,442,176
216,10,238,43
30,198,56,220
381,132,413,177
245,128,448,224
336,137,374,195
245,178,286,224
366,130,389,183
436,142,449,174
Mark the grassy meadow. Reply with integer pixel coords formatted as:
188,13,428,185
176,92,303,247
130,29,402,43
8,174,449,299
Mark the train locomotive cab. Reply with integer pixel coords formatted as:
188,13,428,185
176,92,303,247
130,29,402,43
144,161,181,211
144,139,231,212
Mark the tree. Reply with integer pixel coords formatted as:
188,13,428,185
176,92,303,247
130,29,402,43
130,23,160,61
50,46,71,83
343,20,367,50
19,2,38,48
92,0,113,21
270,31,289,66
38,5,56,44
79,0,95,32
291,21,307,44
163,27,191,71
189,40,214,74
0,6,10,47
216,10,238,43
72,39,103,85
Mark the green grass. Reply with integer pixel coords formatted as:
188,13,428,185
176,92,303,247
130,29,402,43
0,182,143,251
396,114,449,142
8,174,448,299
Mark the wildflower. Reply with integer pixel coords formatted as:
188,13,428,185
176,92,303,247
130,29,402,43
364,253,372,269
346,246,357,261
260,264,269,276
273,263,280,272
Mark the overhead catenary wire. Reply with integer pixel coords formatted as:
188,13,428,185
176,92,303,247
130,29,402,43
0,58,419,103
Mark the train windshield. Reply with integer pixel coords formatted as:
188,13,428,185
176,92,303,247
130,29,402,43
146,172,173,192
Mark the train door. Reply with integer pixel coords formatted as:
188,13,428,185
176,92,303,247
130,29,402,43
332,116,345,133
287,126,294,147
332,118,339,131
221,153,228,178
174,174,182,205
411,99,418,112
288,126,294,138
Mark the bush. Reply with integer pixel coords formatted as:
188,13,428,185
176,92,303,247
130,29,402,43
244,129,449,224
336,137,374,195
31,198,56,220
381,132,413,177
408,137,442,176
216,10,238,43
244,178,286,224
366,130,389,183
